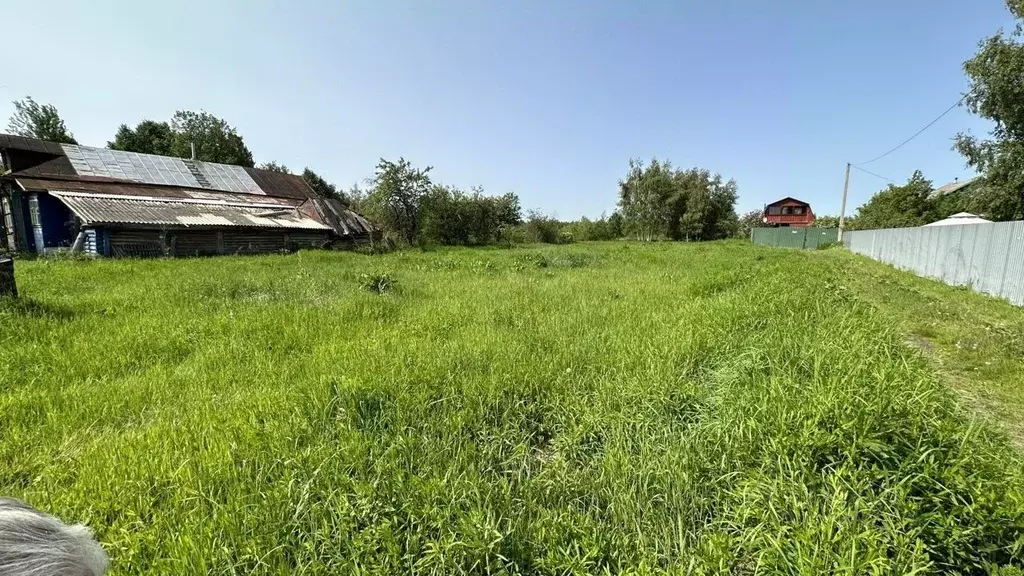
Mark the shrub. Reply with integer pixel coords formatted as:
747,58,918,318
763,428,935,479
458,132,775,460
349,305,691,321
523,210,566,244
358,272,396,294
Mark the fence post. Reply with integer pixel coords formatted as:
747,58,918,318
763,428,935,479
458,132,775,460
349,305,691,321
0,255,16,298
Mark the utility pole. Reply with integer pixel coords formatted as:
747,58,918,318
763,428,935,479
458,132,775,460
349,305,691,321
837,162,851,243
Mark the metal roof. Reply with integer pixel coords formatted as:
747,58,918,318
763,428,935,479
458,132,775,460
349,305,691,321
310,197,377,237
930,177,979,198
14,177,301,206
0,134,65,155
51,191,331,230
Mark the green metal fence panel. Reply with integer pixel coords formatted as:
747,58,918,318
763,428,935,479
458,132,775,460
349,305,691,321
752,227,839,249
780,228,806,248
803,227,838,249
751,227,781,247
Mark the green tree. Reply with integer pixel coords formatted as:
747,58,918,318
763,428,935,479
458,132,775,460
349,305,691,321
618,159,739,241
494,193,522,227
690,170,739,240
563,216,594,242
523,210,568,244
954,0,1024,220
737,209,763,238
852,171,934,230
563,213,618,242
420,184,470,245
813,215,840,228
964,182,1018,220
419,185,522,245
345,182,369,211
367,158,432,245
108,121,174,155
107,111,254,167
259,161,291,174
607,211,624,238
170,111,254,166
618,158,678,240
7,97,77,144
301,168,346,203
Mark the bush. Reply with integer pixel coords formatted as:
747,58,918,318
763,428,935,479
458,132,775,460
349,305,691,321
358,272,396,294
353,240,395,256
523,210,572,244
496,224,526,247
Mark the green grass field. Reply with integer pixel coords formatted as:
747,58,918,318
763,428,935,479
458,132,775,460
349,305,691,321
2,242,1023,575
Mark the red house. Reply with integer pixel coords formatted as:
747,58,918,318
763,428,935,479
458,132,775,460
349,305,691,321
763,197,815,227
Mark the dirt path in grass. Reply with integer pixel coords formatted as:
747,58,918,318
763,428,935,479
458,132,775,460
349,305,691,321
817,249,1024,448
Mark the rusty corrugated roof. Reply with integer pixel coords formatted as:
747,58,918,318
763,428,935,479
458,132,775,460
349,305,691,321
310,198,377,237
243,167,316,199
51,191,331,230
930,177,980,198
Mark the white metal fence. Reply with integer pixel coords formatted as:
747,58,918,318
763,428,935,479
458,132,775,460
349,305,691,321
843,221,1024,306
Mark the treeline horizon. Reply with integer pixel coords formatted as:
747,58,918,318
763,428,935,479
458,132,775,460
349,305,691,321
4,97,747,246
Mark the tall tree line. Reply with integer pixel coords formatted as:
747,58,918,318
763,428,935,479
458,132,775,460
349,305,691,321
6,97,744,245
364,158,523,246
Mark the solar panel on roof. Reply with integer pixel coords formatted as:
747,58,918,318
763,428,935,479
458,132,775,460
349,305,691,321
58,144,270,196
61,144,207,189
195,161,264,195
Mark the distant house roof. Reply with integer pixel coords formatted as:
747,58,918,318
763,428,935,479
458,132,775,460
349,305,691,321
765,197,811,207
930,177,979,198
924,212,992,227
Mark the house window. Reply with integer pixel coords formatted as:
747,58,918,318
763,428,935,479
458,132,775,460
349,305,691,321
792,206,804,215
782,206,793,215
767,206,782,215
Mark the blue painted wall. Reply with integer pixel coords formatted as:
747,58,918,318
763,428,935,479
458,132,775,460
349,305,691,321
36,193,74,249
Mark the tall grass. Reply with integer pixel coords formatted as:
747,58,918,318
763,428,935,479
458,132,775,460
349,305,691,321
0,242,1022,574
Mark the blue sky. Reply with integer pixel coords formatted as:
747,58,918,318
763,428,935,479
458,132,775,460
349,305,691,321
0,0,1015,218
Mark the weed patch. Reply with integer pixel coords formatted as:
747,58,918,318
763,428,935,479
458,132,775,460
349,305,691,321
358,272,396,294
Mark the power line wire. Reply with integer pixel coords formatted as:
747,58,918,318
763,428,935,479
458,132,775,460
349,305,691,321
851,165,897,184
854,91,972,166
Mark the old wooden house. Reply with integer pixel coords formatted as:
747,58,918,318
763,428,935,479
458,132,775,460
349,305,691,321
0,135,375,257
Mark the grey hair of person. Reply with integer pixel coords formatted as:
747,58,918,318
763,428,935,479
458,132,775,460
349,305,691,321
0,498,108,576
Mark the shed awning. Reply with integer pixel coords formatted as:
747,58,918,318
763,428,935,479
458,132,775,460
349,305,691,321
51,191,331,230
